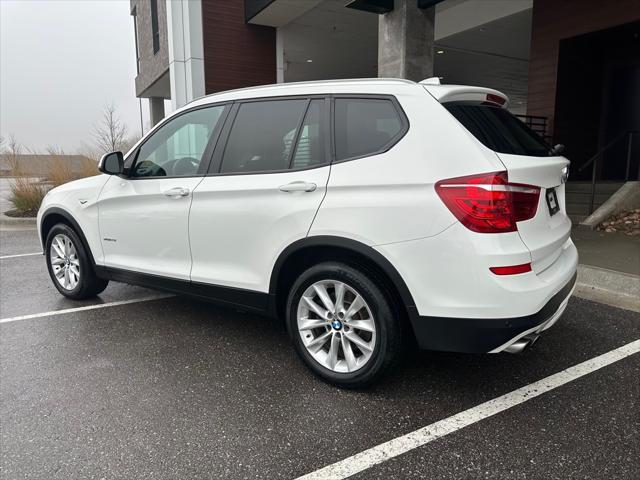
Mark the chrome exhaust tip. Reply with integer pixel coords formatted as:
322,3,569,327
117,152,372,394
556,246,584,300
504,334,539,354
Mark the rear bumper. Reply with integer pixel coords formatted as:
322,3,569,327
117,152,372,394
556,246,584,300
407,271,576,353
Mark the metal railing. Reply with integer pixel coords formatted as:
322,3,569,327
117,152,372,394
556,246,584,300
577,130,637,214
515,114,548,140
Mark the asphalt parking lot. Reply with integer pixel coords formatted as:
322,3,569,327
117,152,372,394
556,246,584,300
1,227,639,480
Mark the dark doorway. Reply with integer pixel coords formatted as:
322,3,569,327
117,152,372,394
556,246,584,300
554,21,640,181
601,59,640,179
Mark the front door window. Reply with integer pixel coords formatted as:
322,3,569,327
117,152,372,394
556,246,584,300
132,106,226,177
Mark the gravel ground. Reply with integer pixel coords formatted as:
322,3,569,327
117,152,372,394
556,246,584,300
598,209,640,236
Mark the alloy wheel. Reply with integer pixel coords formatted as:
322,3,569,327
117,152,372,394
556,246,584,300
49,233,80,290
297,280,377,373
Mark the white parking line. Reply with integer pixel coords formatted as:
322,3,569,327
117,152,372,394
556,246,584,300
0,252,41,260
296,339,640,480
0,294,174,324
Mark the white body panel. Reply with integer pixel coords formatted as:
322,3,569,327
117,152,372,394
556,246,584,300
376,223,578,319
189,167,330,291
494,153,572,274
310,87,505,245
37,174,110,260
98,175,204,279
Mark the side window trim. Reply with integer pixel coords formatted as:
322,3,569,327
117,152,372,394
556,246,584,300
330,94,410,164
198,104,233,175
328,96,336,163
207,102,240,175
286,99,312,169
124,103,231,180
206,94,331,176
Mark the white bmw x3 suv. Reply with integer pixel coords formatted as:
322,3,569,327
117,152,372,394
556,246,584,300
38,78,577,387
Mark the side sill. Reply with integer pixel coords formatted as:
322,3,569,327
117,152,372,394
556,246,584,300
95,266,270,314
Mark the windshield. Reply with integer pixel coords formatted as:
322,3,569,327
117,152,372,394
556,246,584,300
444,102,551,157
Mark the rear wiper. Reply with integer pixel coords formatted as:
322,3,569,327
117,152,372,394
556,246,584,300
550,144,565,156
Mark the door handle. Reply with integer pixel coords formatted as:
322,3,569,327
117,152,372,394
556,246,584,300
163,187,190,198
279,181,317,193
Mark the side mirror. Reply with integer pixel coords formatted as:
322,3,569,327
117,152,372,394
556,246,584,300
98,151,124,175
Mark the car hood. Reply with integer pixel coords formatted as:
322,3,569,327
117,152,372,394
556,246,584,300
48,174,110,195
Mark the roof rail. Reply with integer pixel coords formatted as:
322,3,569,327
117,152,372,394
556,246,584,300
194,78,417,102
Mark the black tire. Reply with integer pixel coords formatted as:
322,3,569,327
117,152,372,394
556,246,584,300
45,223,109,300
286,261,403,388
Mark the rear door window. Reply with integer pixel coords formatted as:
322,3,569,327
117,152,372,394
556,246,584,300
444,102,551,157
334,98,405,161
220,99,309,174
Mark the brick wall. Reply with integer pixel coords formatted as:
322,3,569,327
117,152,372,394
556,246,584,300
527,0,640,136
201,0,276,94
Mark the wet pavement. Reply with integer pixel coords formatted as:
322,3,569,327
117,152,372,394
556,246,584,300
1,227,639,479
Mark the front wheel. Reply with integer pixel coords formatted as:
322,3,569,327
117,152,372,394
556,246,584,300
45,223,109,300
286,261,403,388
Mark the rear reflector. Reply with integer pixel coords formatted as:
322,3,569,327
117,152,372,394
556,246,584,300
435,171,540,233
490,263,532,275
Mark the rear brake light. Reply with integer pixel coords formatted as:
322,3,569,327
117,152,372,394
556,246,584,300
490,263,532,275
435,171,540,233
485,93,506,106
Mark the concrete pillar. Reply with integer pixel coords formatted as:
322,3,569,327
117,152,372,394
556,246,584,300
166,0,205,110
149,97,165,126
276,28,285,83
378,0,435,81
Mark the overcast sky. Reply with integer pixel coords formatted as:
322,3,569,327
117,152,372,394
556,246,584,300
1,0,146,153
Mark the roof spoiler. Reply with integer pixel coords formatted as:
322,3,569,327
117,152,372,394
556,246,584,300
419,77,442,85
421,82,510,108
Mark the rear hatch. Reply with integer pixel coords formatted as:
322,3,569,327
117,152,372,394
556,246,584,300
426,84,571,274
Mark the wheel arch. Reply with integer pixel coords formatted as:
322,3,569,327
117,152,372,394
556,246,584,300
268,236,417,327
40,207,97,267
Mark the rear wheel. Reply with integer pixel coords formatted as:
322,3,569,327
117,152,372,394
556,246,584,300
286,261,402,388
45,223,108,299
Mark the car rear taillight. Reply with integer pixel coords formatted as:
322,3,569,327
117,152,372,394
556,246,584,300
435,171,540,233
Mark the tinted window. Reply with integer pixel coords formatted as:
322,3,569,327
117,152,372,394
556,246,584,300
220,99,308,174
291,99,325,169
132,106,225,177
335,98,403,161
444,102,551,157
150,0,160,54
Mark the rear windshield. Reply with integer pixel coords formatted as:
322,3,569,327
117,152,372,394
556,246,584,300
444,102,551,157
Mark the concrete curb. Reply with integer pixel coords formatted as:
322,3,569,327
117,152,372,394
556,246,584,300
574,264,640,313
0,213,37,228
579,181,640,230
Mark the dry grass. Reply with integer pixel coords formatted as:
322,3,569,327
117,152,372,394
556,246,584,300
46,153,99,187
7,150,99,216
8,176,48,216
47,155,75,187
79,156,99,177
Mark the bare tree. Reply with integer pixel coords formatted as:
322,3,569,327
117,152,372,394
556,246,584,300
45,145,65,156
5,134,23,175
93,103,128,154
7,134,22,156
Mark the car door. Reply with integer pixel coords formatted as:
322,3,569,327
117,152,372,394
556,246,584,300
189,97,330,294
98,104,229,279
